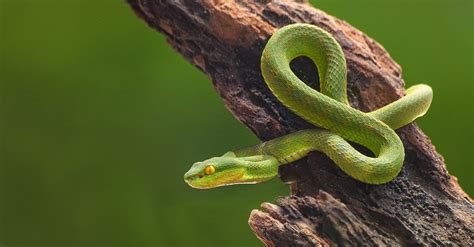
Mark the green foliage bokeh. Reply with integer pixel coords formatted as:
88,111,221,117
1,0,472,246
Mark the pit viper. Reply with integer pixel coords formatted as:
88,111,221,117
184,24,432,189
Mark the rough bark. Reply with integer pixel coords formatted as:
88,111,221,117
127,0,473,246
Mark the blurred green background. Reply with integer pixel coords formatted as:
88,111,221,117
0,0,472,246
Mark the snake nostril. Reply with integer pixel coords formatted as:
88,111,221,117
198,174,203,179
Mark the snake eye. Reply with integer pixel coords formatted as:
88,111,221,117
204,165,215,175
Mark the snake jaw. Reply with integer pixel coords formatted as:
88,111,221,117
184,172,246,189
184,155,280,189
184,165,246,189
183,157,247,189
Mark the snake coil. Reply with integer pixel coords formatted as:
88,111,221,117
184,24,433,189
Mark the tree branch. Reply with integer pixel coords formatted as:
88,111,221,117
127,0,473,245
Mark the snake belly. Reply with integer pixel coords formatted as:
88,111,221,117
184,24,432,188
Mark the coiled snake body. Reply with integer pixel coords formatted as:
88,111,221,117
184,24,432,189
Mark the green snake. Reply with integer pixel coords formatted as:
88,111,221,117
184,24,432,189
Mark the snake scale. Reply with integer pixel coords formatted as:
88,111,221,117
184,24,433,189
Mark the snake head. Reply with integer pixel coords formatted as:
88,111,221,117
184,152,279,189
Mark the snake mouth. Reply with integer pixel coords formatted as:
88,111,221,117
184,168,247,189
184,177,195,187
184,179,204,189
184,172,207,189
184,175,211,189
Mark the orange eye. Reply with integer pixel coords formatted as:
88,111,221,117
204,165,215,175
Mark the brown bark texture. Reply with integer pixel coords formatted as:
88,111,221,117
126,0,473,246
